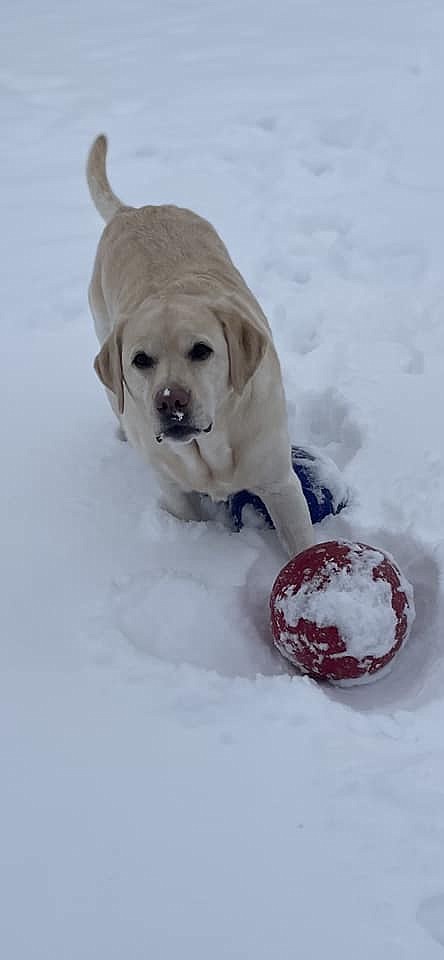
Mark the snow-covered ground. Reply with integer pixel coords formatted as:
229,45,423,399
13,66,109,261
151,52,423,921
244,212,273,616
2,1,444,956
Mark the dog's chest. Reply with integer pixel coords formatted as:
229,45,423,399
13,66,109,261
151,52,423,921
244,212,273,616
160,436,238,500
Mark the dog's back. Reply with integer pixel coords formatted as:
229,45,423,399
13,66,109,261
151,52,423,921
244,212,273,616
87,135,256,320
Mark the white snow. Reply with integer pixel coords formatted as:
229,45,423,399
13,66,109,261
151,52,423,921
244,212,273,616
3,1,444,958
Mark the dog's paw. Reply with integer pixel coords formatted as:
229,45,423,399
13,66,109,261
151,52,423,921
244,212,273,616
116,424,128,442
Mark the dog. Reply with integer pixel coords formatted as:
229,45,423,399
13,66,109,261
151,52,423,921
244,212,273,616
86,135,313,557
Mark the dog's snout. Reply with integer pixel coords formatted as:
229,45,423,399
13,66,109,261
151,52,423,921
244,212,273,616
155,385,191,417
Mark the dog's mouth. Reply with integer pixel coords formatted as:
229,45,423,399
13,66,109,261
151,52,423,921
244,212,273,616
156,422,213,444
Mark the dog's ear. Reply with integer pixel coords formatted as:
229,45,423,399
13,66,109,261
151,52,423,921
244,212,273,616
94,322,125,414
215,296,269,394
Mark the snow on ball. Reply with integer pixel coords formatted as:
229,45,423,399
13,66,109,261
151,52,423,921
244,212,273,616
270,540,415,686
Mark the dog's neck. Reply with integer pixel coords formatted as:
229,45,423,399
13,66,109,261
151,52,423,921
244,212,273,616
160,429,236,500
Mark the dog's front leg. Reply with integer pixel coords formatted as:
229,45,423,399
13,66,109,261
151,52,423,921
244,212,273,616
255,475,314,558
159,482,203,522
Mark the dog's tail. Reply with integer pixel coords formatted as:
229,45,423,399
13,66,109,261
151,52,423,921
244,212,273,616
86,135,125,223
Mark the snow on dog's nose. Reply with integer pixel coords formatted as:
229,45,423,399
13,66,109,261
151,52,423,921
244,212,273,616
155,385,191,420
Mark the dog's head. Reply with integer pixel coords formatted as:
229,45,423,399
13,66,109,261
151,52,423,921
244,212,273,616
94,294,268,444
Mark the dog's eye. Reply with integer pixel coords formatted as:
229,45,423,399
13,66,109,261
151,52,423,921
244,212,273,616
189,342,213,362
132,351,155,370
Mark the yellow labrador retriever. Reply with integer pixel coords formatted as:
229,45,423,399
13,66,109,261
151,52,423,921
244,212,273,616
87,135,313,557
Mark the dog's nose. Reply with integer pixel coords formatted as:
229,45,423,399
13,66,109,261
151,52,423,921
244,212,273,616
155,385,191,417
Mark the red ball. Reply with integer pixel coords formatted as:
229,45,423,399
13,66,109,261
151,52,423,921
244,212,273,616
270,540,415,685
